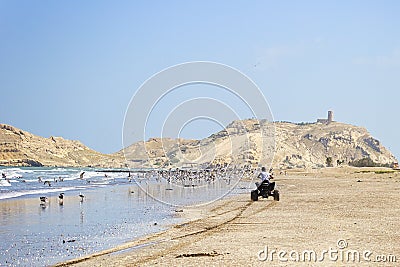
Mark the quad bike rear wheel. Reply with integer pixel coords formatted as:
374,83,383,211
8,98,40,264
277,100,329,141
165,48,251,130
251,190,258,201
273,190,280,201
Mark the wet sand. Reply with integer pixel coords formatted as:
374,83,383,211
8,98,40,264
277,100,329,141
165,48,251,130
57,167,400,266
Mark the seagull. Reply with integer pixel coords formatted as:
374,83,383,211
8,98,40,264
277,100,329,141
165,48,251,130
39,197,48,210
40,197,48,208
79,192,85,202
58,193,64,205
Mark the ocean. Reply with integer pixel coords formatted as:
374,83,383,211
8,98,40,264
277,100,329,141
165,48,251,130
0,167,250,266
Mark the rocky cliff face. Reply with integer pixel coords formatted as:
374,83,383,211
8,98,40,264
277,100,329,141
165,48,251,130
273,121,397,168
0,124,124,167
1,120,397,169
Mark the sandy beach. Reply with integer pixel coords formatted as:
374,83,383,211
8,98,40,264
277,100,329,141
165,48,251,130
55,167,400,266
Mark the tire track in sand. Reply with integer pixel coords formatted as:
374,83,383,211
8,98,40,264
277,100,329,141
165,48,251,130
131,197,276,266
60,195,276,266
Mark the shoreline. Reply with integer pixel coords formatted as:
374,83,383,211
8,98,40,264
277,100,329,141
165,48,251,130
57,167,400,266
0,175,187,266
53,191,250,266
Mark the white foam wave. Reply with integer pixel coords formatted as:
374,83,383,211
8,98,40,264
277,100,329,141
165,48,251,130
90,182,109,185
22,179,38,183
0,180,11,187
49,168,79,172
0,186,90,200
79,171,128,181
1,168,33,179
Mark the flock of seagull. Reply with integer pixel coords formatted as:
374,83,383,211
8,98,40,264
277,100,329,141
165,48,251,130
39,192,84,207
154,165,257,186
38,171,88,207
38,165,263,206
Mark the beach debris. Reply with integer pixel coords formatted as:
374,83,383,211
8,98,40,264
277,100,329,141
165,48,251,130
175,250,221,258
62,239,76,243
153,222,158,226
357,180,362,182
79,172,85,179
175,209,183,213
175,223,188,229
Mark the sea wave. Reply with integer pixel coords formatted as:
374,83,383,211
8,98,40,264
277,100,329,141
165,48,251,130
0,186,90,200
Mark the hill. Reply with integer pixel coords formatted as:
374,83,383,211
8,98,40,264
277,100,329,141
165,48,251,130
121,120,398,169
0,120,397,169
273,121,397,168
0,124,124,167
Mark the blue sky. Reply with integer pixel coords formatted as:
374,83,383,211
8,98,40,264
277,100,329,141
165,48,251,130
0,1,399,159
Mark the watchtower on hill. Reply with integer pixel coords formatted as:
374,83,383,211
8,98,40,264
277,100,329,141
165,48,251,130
317,110,334,124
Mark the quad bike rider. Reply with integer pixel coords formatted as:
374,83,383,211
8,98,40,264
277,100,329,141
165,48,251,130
251,167,280,201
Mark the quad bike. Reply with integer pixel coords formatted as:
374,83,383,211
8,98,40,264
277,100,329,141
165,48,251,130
251,181,280,201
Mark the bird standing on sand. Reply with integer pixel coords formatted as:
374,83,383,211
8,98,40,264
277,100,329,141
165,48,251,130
79,193,85,202
58,193,64,205
39,196,48,209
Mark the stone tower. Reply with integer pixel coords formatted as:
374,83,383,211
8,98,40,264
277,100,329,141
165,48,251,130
327,110,333,124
